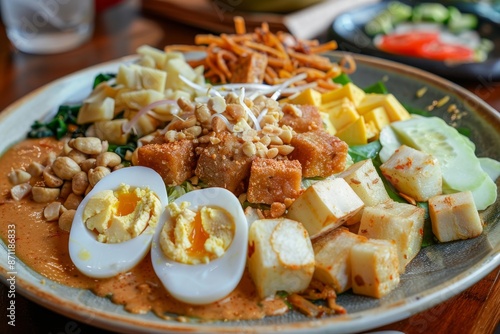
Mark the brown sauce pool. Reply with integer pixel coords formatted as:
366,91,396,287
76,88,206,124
0,138,287,321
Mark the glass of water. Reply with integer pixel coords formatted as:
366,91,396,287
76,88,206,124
1,0,95,54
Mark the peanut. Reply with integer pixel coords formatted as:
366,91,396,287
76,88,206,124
32,186,60,203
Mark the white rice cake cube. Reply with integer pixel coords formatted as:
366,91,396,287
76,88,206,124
247,218,315,299
429,191,483,242
350,238,400,298
359,201,425,273
380,145,442,202
313,227,366,293
286,178,364,238
337,159,390,207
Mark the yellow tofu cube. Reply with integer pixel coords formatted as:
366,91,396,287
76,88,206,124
363,106,391,131
320,96,350,112
287,178,364,239
325,99,360,131
320,111,336,135
358,94,410,122
359,201,425,273
336,116,368,146
365,120,378,140
288,88,322,106
429,191,483,242
322,83,366,106
350,239,400,298
313,228,366,293
247,218,315,299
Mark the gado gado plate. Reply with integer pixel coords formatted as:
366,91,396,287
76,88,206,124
0,52,498,333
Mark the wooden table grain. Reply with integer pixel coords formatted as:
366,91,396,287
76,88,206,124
0,1,498,333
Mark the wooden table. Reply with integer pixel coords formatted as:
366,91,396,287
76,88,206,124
0,1,499,333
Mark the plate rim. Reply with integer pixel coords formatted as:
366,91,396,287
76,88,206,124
0,52,499,334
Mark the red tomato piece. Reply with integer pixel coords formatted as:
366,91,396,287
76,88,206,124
377,32,440,56
419,41,475,61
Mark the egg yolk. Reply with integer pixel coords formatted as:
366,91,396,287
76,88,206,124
187,211,210,259
115,191,140,216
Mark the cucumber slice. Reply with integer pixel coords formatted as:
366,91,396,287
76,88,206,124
379,125,401,163
444,176,497,211
390,117,486,192
479,157,500,182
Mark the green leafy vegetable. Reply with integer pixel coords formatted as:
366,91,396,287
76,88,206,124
28,104,82,140
417,202,436,247
166,181,196,202
93,73,116,89
402,104,431,117
108,142,137,161
363,81,388,94
332,73,352,85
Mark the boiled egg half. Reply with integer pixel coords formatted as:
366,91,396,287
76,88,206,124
69,166,167,278
151,187,248,305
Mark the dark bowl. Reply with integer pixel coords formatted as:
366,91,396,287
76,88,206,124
328,0,500,81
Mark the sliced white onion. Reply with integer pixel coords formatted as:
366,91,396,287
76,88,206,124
122,99,177,134
239,88,261,131
210,113,234,132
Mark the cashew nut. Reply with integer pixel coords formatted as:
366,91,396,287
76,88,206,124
44,202,62,222
63,193,83,210
43,166,64,188
67,149,88,164
52,157,82,180
79,158,96,173
58,209,76,232
10,183,32,201
26,162,45,177
72,171,89,196
32,186,60,203
88,166,111,187
8,169,32,185
70,137,103,155
96,152,121,168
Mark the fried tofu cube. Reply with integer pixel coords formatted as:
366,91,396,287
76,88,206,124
313,228,366,293
195,132,253,195
247,158,302,205
359,201,425,273
350,239,400,298
137,139,195,186
287,178,364,239
429,191,483,242
247,218,315,299
231,52,268,83
380,145,442,202
279,104,323,133
289,130,348,178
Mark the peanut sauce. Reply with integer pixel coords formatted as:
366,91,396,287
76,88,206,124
0,138,287,321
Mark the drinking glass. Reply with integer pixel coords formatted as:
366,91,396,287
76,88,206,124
1,0,95,54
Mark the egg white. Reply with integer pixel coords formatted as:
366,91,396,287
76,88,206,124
150,187,248,305
69,166,168,278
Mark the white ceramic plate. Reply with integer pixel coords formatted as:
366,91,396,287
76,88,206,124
0,53,499,333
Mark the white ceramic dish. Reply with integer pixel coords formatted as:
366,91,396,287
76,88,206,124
0,52,498,333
